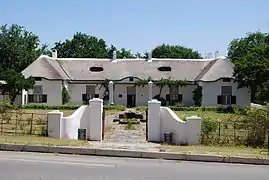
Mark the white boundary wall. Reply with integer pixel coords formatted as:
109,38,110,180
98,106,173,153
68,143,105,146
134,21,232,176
47,98,103,141
148,99,201,145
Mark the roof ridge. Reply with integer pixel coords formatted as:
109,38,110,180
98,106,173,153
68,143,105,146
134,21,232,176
55,59,72,80
195,59,218,81
45,58,69,80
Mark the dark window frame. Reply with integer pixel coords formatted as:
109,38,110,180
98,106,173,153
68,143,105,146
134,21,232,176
158,66,172,72
34,77,42,81
89,66,104,72
28,94,47,103
222,78,231,82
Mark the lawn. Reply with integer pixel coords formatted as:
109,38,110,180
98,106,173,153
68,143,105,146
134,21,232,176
0,134,268,159
175,110,236,121
21,109,121,117
162,144,269,159
0,108,122,136
0,135,89,146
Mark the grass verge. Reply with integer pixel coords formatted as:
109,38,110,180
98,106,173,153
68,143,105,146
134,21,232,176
162,144,269,159
175,111,235,121
0,135,89,146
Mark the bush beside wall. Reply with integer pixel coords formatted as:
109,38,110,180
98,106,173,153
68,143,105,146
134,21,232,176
136,105,236,113
13,104,126,111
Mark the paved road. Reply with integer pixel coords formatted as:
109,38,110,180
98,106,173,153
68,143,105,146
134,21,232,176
0,151,268,180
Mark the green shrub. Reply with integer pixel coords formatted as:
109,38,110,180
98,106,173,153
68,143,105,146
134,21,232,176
103,105,126,111
240,108,269,147
200,118,219,145
136,106,148,112
0,101,12,113
135,105,238,113
62,86,70,104
19,104,126,111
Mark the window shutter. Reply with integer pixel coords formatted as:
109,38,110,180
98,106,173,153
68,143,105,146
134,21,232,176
82,94,87,101
166,94,170,101
178,94,183,102
42,94,47,103
217,95,222,104
28,95,34,103
231,96,236,104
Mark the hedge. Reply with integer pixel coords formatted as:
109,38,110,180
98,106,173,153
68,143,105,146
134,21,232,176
5,103,126,111
136,105,236,113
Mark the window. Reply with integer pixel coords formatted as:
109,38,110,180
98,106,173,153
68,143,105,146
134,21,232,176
28,85,46,103
33,86,43,94
222,78,231,82
34,77,42,81
94,94,99,98
89,67,104,72
217,86,236,105
166,94,183,105
28,94,47,103
158,66,171,71
169,87,179,94
217,95,236,105
129,77,134,81
221,86,232,95
119,94,122,98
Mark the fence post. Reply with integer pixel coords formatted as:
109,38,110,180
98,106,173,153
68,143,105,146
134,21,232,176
15,113,18,135
30,113,33,135
267,129,269,151
1,113,3,133
219,122,221,143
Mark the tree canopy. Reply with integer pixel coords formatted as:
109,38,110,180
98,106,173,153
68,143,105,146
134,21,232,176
227,32,269,103
0,69,35,104
53,32,108,58
0,24,48,72
0,24,47,104
107,45,135,59
152,44,202,59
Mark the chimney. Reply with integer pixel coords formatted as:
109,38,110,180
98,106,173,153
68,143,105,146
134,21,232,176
112,50,117,60
52,49,57,59
215,50,219,58
147,51,152,61
208,52,213,59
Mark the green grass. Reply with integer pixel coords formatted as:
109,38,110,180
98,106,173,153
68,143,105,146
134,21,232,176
175,110,236,121
0,135,89,146
124,123,136,130
0,108,122,136
161,144,269,159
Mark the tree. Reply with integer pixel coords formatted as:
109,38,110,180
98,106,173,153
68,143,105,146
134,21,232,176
0,69,35,104
53,32,108,58
227,32,269,103
151,44,202,59
107,45,135,59
0,24,49,72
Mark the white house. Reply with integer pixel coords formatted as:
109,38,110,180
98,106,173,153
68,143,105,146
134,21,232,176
20,50,251,107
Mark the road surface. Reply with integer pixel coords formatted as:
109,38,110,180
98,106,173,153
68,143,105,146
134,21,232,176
0,151,268,180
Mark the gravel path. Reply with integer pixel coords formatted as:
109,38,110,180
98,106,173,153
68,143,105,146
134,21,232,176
104,109,147,143
96,109,161,152
104,123,147,143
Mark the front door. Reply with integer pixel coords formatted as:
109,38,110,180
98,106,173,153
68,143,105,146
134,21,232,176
127,86,136,107
86,85,95,100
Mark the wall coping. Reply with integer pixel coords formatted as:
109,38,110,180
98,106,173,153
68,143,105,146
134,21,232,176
89,98,103,102
148,99,161,104
186,116,202,120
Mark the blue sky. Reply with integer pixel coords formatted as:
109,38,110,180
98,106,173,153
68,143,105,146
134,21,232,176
1,0,268,56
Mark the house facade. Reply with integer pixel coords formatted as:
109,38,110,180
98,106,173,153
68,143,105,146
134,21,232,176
20,51,251,107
